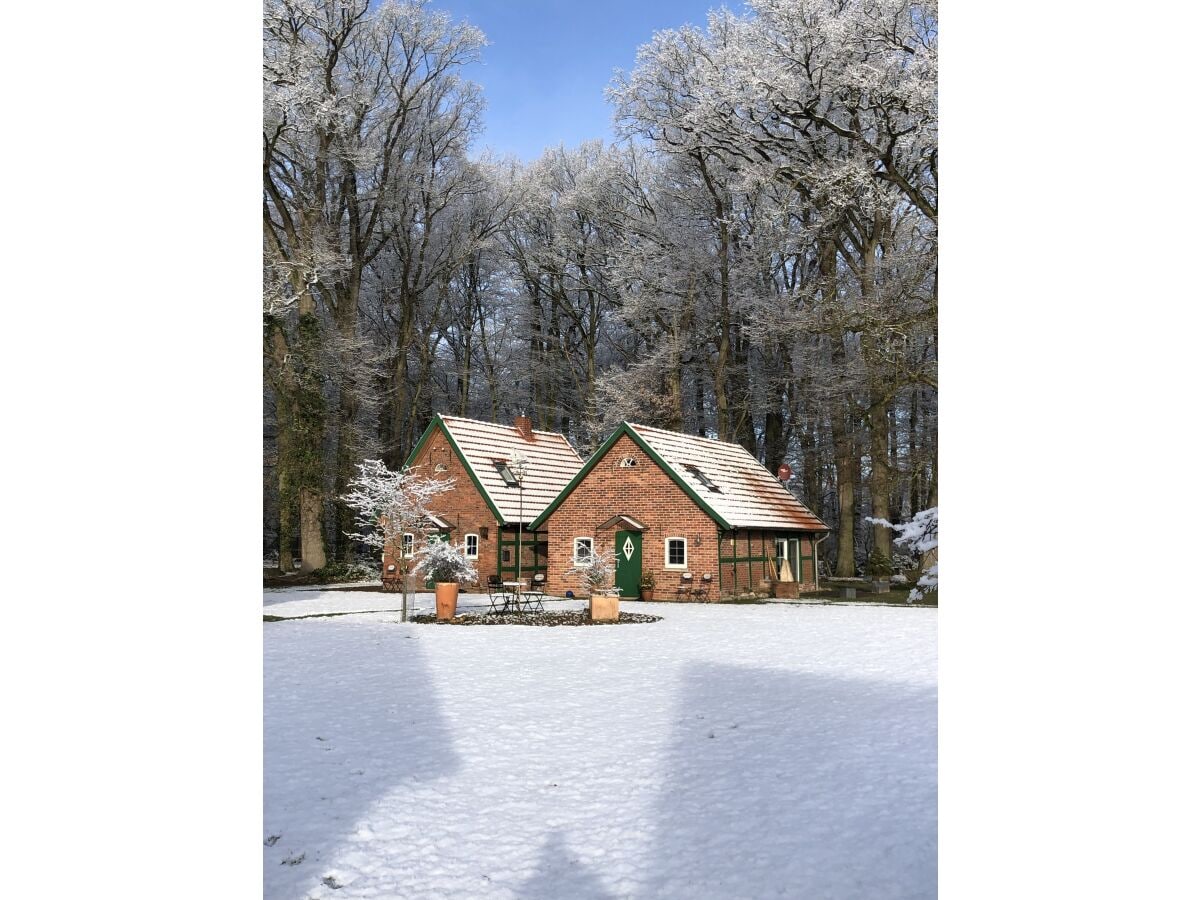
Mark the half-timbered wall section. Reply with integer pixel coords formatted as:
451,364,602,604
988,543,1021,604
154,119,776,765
718,530,819,595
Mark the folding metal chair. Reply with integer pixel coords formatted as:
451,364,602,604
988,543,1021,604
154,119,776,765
692,573,713,601
485,574,505,614
675,572,694,600
522,573,547,613
523,578,547,614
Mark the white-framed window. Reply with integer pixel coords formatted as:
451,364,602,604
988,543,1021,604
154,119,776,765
402,533,415,558
775,537,802,580
464,533,479,558
665,537,687,568
573,537,593,563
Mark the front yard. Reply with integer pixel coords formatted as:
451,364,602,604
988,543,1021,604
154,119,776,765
264,588,937,898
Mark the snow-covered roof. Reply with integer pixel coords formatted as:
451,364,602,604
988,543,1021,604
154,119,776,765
628,423,828,532
436,415,584,525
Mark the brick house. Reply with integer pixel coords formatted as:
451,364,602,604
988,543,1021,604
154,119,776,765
382,414,583,590
532,422,829,600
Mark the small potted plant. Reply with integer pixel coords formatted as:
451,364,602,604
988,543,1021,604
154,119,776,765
417,539,478,620
864,550,892,594
640,571,656,601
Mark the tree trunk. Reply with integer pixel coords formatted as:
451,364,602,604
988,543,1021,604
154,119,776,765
299,487,327,573
267,307,328,575
832,401,858,578
764,405,785,476
801,405,822,517
662,337,685,431
692,365,706,436
906,387,920,519
867,399,893,563
276,422,296,574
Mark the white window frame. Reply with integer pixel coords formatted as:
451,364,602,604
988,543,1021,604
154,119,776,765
665,537,688,569
402,533,415,559
464,533,479,559
573,536,594,563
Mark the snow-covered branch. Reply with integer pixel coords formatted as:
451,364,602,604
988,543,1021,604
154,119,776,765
867,507,938,602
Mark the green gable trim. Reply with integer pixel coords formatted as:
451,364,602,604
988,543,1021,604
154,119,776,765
529,422,733,531
403,414,507,525
402,417,442,474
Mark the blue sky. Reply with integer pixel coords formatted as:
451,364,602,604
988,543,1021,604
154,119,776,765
428,0,743,161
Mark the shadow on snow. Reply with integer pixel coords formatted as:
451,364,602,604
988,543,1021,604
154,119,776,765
641,662,937,899
263,620,461,898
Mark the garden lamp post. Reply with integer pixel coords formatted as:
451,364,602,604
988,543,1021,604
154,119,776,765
509,450,529,583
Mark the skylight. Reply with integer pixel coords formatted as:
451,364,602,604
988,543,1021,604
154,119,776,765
493,460,520,487
685,464,721,493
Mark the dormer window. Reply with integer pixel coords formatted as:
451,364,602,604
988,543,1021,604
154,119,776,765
684,464,721,493
493,460,520,487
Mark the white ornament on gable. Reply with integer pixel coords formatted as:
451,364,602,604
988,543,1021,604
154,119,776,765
622,536,635,560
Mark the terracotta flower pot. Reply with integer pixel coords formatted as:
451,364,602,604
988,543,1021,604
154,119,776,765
435,582,459,620
641,589,655,601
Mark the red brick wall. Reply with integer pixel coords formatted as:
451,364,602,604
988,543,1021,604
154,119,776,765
381,425,502,590
542,434,721,599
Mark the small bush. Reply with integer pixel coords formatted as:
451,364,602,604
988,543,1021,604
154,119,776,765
310,561,379,582
864,550,892,577
416,540,477,584
565,549,616,593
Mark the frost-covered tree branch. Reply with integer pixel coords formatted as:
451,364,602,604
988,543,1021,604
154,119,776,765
867,507,938,601
341,458,455,619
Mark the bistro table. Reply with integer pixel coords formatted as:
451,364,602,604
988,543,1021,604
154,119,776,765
501,581,527,614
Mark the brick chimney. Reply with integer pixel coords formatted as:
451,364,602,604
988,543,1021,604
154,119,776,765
777,463,793,482
514,414,534,441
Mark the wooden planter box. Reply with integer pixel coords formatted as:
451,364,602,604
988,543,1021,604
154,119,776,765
588,594,620,622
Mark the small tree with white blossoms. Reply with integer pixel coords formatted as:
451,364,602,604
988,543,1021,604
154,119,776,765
341,459,454,622
867,507,938,602
416,538,477,586
565,547,617,596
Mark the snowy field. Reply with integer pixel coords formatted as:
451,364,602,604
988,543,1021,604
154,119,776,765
264,588,937,899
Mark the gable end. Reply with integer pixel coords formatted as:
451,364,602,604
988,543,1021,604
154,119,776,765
530,423,732,531
404,415,507,524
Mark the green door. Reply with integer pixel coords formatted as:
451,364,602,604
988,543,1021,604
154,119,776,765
614,530,642,599
423,532,450,589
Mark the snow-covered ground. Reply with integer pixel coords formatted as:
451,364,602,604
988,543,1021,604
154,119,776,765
264,588,937,899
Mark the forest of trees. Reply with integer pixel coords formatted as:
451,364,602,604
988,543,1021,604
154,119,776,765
263,0,938,578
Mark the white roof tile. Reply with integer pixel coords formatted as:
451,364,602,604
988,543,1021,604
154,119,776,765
439,416,584,524
629,423,828,531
